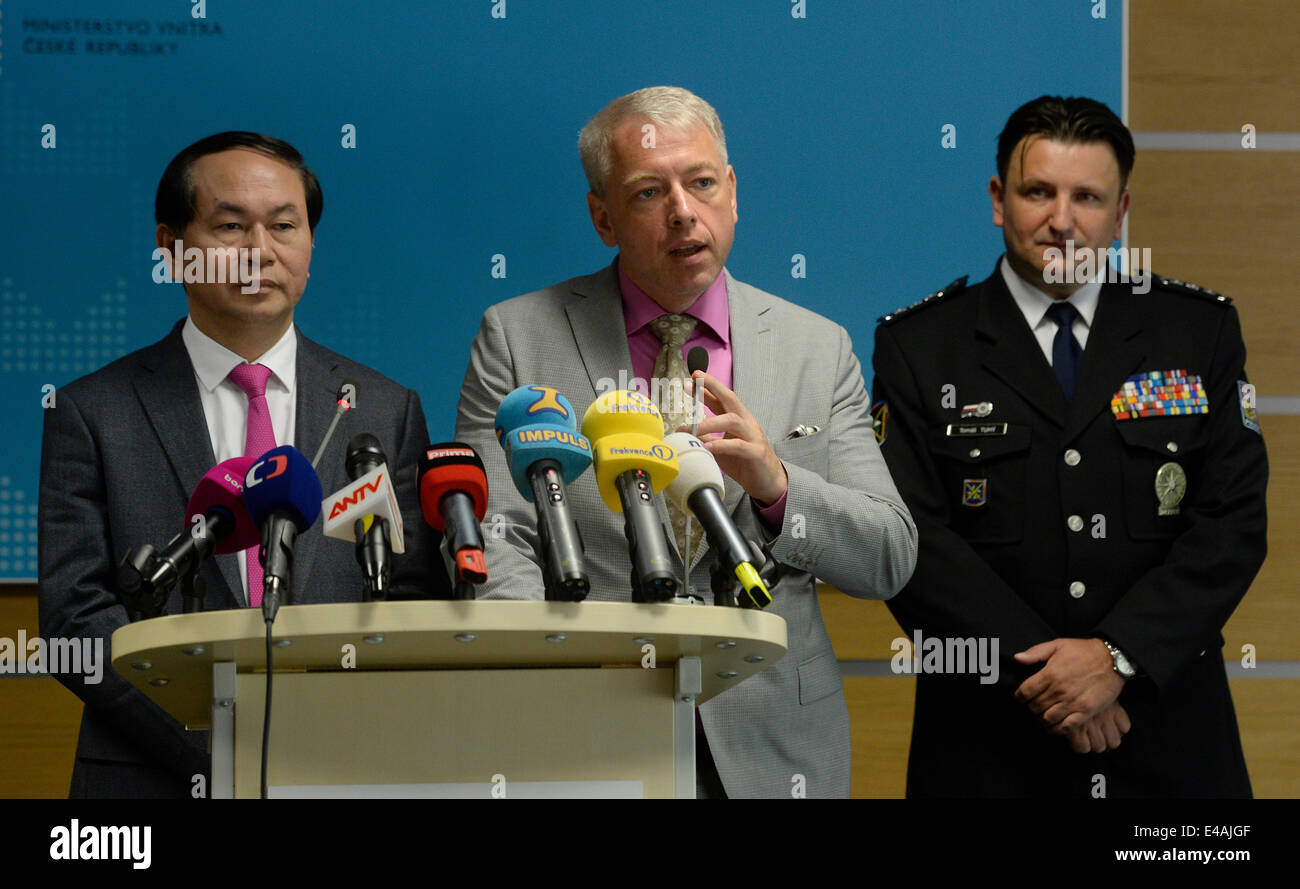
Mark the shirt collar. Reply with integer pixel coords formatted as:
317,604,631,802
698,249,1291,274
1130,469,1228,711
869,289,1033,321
1000,255,1101,330
618,261,731,345
182,316,298,394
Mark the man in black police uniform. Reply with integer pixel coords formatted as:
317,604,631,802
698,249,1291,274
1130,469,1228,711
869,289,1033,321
871,96,1267,797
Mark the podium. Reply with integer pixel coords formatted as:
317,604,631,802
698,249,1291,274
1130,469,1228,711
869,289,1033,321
112,601,786,798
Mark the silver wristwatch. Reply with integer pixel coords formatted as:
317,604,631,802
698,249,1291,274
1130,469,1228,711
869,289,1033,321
1103,640,1137,679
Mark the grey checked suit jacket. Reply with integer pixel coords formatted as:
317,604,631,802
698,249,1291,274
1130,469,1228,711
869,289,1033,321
455,262,917,798
38,320,449,798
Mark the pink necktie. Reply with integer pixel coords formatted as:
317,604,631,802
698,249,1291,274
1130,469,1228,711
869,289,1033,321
227,363,276,607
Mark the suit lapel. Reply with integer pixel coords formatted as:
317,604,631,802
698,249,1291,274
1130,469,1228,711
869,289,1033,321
566,264,634,404
722,271,772,520
132,322,242,607
976,273,1069,429
291,332,342,599
1063,282,1145,443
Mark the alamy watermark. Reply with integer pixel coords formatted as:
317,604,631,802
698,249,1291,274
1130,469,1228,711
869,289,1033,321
49,820,150,869
1043,243,1152,295
594,371,696,418
151,241,263,293
0,631,104,684
891,630,999,685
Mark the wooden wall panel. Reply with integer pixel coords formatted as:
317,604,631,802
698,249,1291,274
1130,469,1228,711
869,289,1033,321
1224,417,1300,660
1231,680,1300,799
0,680,81,798
1130,0,1300,131
0,587,80,797
820,591,903,660
1126,151,1300,395
845,676,913,799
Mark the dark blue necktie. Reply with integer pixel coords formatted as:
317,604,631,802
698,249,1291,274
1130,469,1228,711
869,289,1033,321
1045,302,1082,402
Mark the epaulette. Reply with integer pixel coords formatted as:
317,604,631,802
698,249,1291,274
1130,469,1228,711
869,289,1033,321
878,275,969,324
1152,274,1232,306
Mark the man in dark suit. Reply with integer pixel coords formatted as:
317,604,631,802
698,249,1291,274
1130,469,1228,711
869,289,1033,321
38,132,449,798
871,96,1267,797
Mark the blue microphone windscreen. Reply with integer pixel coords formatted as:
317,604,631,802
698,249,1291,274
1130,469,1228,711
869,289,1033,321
495,386,591,500
495,385,579,440
243,445,324,532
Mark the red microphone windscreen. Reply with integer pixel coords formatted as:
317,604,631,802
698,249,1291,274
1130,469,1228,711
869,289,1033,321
187,456,260,555
418,444,489,529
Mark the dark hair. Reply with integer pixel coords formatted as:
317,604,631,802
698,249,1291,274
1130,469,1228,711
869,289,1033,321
996,96,1135,191
155,131,323,234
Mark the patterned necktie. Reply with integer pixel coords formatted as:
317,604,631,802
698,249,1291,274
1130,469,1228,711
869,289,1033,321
227,363,276,607
1045,302,1082,402
648,313,701,567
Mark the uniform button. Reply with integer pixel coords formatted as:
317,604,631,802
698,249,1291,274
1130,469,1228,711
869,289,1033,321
1064,449,1081,466
969,448,981,458
1166,441,1179,453
1067,515,1084,532
1069,581,1086,598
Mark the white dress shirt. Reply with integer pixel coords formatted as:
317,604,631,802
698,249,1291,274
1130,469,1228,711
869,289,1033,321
181,317,298,602
1000,256,1101,366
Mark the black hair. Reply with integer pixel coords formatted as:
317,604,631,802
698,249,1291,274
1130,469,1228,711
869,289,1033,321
997,96,1135,190
155,131,323,234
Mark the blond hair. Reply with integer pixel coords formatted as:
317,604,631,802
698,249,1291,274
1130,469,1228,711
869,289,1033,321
578,86,728,196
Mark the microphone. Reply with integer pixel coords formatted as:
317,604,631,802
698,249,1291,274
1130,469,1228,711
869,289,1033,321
687,346,709,376
418,443,488,598
311,380,359,468
495,385,592,601
119,457,260,617
320,433,405,601
580,390,680,602
663,433,772,609
243,445,324,623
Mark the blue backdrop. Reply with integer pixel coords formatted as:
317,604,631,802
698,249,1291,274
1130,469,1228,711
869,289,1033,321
0,0,1122,580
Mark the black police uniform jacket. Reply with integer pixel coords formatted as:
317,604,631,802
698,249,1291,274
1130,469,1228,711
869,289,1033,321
870,262,1267,798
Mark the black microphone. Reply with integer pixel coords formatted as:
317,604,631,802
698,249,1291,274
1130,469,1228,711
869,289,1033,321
310,380,360,469
346,434,393,601
418,444,489,597
687,347,708,437
580,392,681,602
687,346,709,376
243,446,324,624
494,385,593,601
663,433,772,609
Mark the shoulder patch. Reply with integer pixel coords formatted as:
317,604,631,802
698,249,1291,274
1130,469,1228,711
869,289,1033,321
1152,274,1232,306
878,276,969,324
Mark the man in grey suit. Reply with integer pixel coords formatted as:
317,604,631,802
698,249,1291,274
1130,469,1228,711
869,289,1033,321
38,132,449,798
455,86,917,798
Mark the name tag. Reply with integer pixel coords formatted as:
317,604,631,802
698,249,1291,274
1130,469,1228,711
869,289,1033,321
945,423,1008,437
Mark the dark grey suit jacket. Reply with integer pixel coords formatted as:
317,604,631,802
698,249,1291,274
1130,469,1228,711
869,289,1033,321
38,320,449,798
